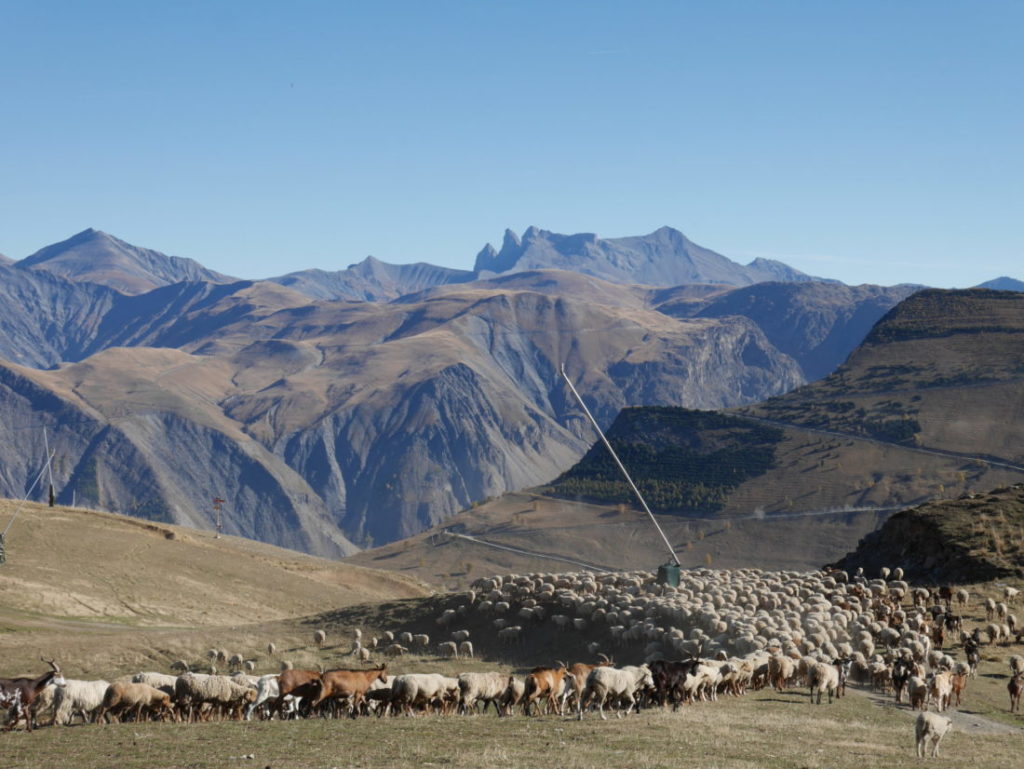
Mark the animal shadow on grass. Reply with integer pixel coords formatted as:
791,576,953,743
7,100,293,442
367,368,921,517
758,696,808,705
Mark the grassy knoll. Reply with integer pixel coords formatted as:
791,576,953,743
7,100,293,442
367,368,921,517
831,484,1024,582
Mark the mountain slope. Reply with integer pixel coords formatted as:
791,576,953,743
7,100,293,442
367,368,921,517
660,281,921,380
0,352,360,557
0,275,804,552
526,289,1024,566
0,498,426,626
977,277,1024,292
0,262,121,367
747,289,1024,459
17,228,236,294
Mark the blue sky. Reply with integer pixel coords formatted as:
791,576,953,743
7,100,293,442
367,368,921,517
1,1,1020,286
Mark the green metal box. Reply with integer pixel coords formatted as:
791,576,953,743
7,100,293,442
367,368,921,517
656,562,680,587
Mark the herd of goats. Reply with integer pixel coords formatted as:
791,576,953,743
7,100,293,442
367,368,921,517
2,566,1023,742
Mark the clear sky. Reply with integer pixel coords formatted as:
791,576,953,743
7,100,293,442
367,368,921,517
1,1,1020,287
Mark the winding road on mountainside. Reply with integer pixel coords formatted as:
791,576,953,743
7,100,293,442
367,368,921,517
738,414,1024,475
443,531,617,572
442,499,900,573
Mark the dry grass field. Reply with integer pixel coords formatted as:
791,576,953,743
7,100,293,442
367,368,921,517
1,677,1021,769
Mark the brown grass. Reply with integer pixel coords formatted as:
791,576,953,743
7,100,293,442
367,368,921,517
0,499,429,676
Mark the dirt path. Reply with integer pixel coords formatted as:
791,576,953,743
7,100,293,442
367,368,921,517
850,684,1022,736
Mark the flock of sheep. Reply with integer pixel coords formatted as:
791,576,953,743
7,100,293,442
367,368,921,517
10,565,1024,758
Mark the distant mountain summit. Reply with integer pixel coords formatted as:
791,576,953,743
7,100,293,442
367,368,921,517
473,225,825,287
977,276,1024,292
17,228,236,294
269,255,475,302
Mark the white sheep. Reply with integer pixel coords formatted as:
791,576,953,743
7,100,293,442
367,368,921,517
1009,655,1024,676
457,672,507,714
458,640,474,659
31,683,59,727
131,672,177,693
807,661,839,704
915,711,952,758
984,597,997,620
578,665,653,720
437,641,459,659
390,673,458,715
313,629,327,648
174,673,257,721
53,679,110,725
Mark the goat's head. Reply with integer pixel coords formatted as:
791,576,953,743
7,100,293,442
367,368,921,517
40,656,65,686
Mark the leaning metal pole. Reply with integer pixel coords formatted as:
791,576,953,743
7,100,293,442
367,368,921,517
560,364,680,566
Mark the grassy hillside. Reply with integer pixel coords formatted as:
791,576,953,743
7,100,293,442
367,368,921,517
347,491,894,587
747,288,1024,457
0,498,428,676
543,407,784,514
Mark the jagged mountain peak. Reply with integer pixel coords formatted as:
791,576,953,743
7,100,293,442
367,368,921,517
473,225,822,288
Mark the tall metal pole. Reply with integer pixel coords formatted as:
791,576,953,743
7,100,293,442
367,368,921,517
560,364,680,566
43,427,56,506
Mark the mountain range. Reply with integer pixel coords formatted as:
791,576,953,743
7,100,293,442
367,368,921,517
0,225,1010,557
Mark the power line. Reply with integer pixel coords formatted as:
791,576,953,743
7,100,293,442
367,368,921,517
560,364,681,567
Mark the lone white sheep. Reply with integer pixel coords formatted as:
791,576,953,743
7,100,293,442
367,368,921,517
915,711,952,758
